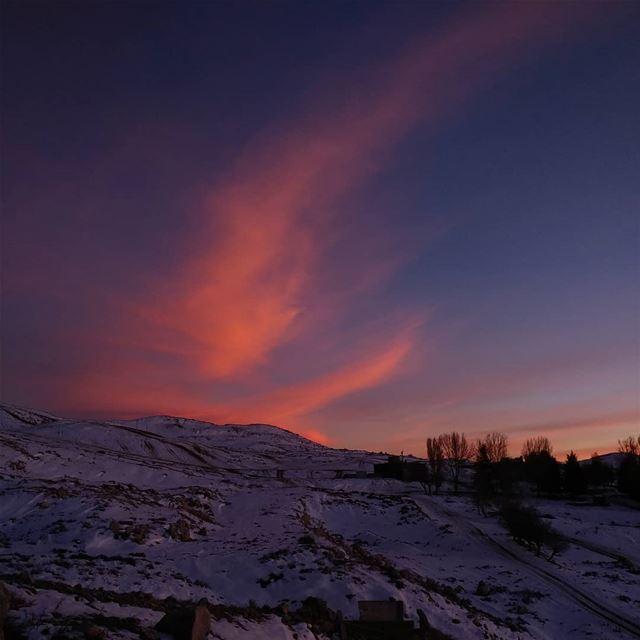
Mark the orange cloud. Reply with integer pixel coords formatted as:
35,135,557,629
47,319,422,424
48,367,214,420
253,332,415,422
48,2,603,432
128,2,591,383
300,429,331,446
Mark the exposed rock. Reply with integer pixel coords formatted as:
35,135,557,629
168,519,191,542
109,521,149,544
294,597,336,634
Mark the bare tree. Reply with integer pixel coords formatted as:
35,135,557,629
474,444,492,515
426,436,445,495
478,432,508,464
618,436,639,456
441,432,474,493
522,436,553,460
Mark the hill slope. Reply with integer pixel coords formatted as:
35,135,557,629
1,403,639,639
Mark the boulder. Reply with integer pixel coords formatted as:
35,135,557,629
168,519,191,542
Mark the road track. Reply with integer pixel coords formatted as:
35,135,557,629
414,495,640,638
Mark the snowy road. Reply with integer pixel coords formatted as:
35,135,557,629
412,494,640,638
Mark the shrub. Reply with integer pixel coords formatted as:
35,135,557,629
500,501,566,560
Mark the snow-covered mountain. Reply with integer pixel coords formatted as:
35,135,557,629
1,403,639,639
579,451,628,468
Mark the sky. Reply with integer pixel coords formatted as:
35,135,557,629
1,0,639,458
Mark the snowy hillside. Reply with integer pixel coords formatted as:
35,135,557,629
1,403,639,639
579,451,627,468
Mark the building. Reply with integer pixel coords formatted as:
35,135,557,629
373,456,428,482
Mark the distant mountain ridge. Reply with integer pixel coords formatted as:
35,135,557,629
579,451,627,469
0,401,375,473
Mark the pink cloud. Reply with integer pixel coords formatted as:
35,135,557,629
125,3,592,379
50,3,604,432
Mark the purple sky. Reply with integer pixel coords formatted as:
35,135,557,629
2,1,639,456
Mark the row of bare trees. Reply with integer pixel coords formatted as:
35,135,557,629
423,431,640,500
424,431,507,494
619,435,639,456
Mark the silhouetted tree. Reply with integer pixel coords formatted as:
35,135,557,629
420,465,434,496
586,453,604,489
426,436,445,495
617,437,640,500
522,438,561,494
496,457,524,496
441,431,474,493
564,451,587,495
619,436,639,456
585,453,614,489
500,501,546,555
474,444,492,515
522,436,553,459
500,500,567,560
478,432,509,464
546,531,569,561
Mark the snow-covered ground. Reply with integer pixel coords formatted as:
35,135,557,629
1,403,639,639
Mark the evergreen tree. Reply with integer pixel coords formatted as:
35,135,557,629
564,451,587,495
524,450,561,494
586,453,614,489
496,457,523,496
618,453,640,500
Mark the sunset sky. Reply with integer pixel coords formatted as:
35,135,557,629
2,1,639,458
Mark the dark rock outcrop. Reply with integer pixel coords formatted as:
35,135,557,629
154,598,210,640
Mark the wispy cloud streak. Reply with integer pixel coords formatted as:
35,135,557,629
58,2,602,427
